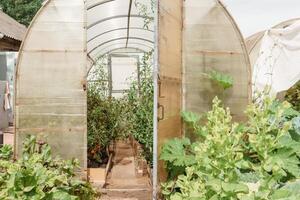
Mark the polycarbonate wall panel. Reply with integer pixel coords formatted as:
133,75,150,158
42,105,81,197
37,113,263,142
87,0,129,26
15,0,87,168
183,0,251,121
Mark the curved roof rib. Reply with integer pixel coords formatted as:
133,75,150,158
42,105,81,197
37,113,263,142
87,0,154,59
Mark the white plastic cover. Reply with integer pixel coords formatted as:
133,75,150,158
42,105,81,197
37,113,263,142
87,0,154,59
253,20,300,95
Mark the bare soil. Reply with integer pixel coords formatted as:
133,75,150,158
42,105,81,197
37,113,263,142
100,140,152,200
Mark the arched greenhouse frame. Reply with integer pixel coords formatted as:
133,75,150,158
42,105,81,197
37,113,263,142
14,0,252,197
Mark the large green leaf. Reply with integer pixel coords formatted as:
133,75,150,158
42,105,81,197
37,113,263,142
207,70,234,90
272,180,300,200
222,182,249,194
160,138,196,167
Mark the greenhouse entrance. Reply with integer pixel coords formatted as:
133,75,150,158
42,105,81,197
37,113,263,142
86,0,154,199
87,51,153,199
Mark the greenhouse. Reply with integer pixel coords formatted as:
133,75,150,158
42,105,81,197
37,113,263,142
0,0,300,199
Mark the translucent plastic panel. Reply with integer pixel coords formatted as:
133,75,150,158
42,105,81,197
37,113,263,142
87,0,130,27
87,29,128,52
111,56,138,92
86,0,154,58
87,17,127,41
87,18,153,44
89,39,152,58
128,28,154,42
183,0,251,121
88,37,153,54
15,0,87,168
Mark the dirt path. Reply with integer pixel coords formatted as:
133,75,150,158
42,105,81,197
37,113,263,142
100,140,152,200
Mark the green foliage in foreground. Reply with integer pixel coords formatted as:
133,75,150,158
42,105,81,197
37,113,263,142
160,96,300,200
0,136,98,200
0,0,42,26
285,81,300,112
0,144,13,160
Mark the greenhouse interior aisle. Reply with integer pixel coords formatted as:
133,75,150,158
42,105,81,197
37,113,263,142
100,140,152,200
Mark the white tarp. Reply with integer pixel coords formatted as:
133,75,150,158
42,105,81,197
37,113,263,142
253,20,300,95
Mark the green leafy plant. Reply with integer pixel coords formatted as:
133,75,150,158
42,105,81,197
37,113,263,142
205,70,234,90
160,96,300,200
87,52,154,167
0,144,13,160
285,81,300,111
160,138,196,179
0,135,98,200
134,0,155,30
125,51,154,164
87,56,129,167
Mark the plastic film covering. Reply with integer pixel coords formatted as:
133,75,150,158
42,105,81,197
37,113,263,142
251,20,300,95
182,0,251,121
15,0,87,168
87,0,154,59
246,18,300,69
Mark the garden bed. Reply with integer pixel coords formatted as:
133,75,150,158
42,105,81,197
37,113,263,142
88,142,114,188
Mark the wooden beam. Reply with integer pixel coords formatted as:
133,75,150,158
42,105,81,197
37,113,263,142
0,37,21,51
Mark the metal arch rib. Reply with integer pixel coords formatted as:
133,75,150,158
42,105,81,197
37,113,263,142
87,0,117,10
90,41,153,56
87,27,153,43
88,42,152,58
88,37,154,54
92,45,152,58
87,47,147,74
87,15,152,29
126,0,133,47
107,47,147,54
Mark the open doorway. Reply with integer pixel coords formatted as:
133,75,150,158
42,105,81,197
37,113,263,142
85,0,154,198
87,51,154,199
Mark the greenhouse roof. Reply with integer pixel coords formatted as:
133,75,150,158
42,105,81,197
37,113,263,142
87,0,154,60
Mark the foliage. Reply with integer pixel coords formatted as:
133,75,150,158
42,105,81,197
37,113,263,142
87,51,154,166
0,0,42,26
285,81,300,111
0,135,98,200
125,51,154,164
87,57,128,167
160,95,300,200
160,138,196,179
0,144,13,160
206,70,234,90
87,88,128,166
134,0,155,30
